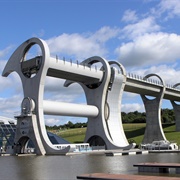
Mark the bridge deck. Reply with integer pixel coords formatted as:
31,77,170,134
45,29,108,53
77,173,180,180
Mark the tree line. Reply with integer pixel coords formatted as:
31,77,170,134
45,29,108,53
46,108,175,130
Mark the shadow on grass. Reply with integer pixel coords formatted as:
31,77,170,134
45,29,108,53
125,127,146,139
163,123,176,133
162,123,175,128
163,130,176,133
125,123,175,138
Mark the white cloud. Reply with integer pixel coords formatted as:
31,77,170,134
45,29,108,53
158,0,180,19
44,76,85,103
46,26,119,60
0,60,25,119
122,103,144,113
0,95,22,118
46,33,106,59
116,32,180,67
44,116,87,126
121,16,160,39
90,26,120,43
121,9,138,23
0,72,22,94
0,61,12,91
45,117,62,126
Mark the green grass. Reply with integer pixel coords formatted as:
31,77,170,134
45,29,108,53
55,128,86,143
163,124,180,144
50,123,180,146
123,123,180,146
123,123,146,145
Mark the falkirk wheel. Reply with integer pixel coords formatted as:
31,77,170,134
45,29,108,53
2,37,135,155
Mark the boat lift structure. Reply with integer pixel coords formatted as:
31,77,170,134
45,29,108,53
2,38,134,155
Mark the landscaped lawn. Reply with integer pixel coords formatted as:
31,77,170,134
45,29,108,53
50,123,180,146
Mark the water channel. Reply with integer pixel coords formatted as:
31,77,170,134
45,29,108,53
1,153,180,180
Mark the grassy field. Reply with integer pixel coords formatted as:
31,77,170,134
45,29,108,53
51,123,180,146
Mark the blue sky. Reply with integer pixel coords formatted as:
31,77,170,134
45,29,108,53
1,0,180,126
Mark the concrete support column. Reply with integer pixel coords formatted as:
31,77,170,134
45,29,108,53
171,83,180,131
141,74,166,144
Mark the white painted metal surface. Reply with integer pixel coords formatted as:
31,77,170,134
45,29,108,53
43,100,99,117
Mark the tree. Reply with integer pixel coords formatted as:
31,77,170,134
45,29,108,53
66,121,74,129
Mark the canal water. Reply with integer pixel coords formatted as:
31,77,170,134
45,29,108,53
1,153,180,180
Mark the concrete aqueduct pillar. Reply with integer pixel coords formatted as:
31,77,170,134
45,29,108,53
141,74,167,144
171,83,180,132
